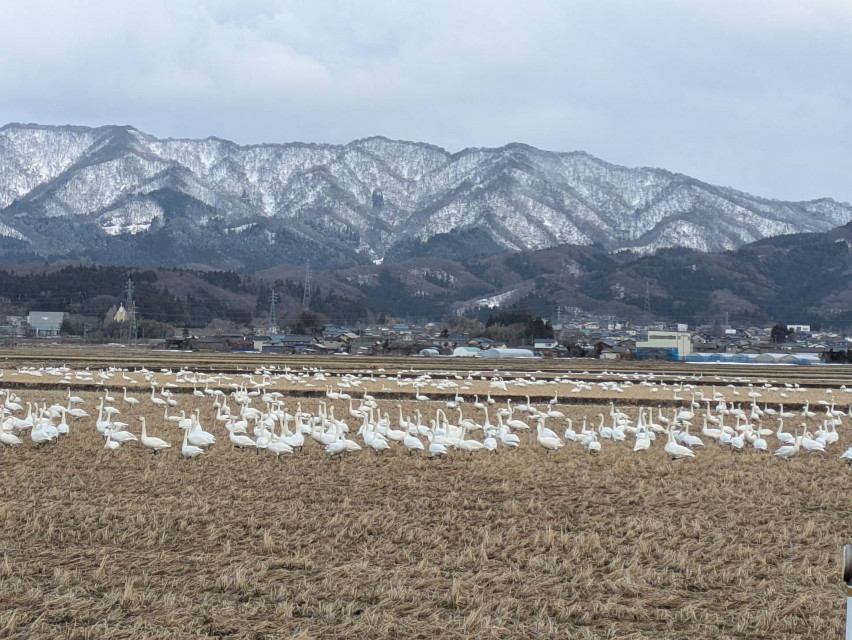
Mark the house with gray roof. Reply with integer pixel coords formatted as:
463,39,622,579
27,311,66,337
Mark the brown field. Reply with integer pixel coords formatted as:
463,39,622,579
2,352,852,639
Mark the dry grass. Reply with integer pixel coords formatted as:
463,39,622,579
1,367,851,639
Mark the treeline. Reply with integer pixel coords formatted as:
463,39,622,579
0,265,253,332
441,308,554,345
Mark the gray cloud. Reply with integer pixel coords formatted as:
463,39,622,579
1,0,850,202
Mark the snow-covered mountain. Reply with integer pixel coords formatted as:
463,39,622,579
1,122,850,271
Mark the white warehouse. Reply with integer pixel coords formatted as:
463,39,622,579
636,330,693,360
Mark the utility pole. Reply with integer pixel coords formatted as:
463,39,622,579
643,280,651,326
302,259,312,310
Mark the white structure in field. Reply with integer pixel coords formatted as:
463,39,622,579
636,330,693,358
477,348,536,359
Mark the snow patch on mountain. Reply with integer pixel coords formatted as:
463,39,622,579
1,123,850,266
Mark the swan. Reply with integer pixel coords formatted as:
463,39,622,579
108,419,138,443
730,431,745,451
56,408,70,436
325,424,349,457
483,431,498,452
498,426,520,448
67,388,84,405
367,428,391,454
103,427,121,451
30,420,54,446
403,429,425,454
139,417,171,453
181,428,205,458
585,432,601,454
122,387,139,407
664,425,695,459
226,419,256,449
633,428,651,452
457,424,485,453
3,397,23,412
427,431,448,458
538,417,559,440
701,415,722,441
800,430,825,452
267,439,293,459
67,406,90,418
597,414,613,440
396,405,415,431
775,419,794,445
281,420,304,452
536,421,564,452
679,424,704,448
563,418,576,442
0,428,23,446
385,411,407,441
506,410,530,431
150,387,167,407
186,411,216,448
774,438,799,460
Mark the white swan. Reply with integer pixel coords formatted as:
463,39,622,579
139,417,171,453
123,387,139,407
536,421,564,452
427,431,448,458
181,428,205,458
403,429,425,454
664,425,694,459
457,424,485,453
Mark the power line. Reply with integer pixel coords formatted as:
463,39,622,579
302,260,311,310
269,289,279,332
126,278,138,348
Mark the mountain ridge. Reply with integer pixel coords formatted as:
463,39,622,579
1,122,850,272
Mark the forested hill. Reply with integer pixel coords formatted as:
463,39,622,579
0,266,255,332
2,220,851,333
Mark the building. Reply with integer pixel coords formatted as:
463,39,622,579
257,334,315,353
787,324,811,333
27,311,66,337
636,330,693,360
533,339,558,350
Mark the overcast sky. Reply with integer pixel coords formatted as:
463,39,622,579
1,0,850,202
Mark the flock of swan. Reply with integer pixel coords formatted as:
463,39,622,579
1,364,851,463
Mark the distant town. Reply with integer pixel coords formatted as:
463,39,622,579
5,307,850,364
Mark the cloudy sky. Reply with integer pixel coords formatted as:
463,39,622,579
1,0,850,202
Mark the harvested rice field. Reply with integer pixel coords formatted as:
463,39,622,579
1,351,852,639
